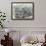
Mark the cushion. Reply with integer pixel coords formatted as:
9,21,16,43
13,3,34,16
20,35,37,43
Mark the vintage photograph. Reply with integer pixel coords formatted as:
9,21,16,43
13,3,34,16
11,2,34,20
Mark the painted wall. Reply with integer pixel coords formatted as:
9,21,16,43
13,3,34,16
0,0,46,28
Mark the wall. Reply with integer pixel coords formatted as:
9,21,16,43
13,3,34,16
0,0,46,28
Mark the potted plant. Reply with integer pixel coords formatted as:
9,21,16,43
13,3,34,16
0,11,6,28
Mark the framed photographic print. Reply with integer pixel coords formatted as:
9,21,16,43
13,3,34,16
11,2,34,20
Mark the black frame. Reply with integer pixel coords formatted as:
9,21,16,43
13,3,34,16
11,2,34,20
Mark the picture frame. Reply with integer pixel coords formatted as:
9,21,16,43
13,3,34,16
11,2,34,20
